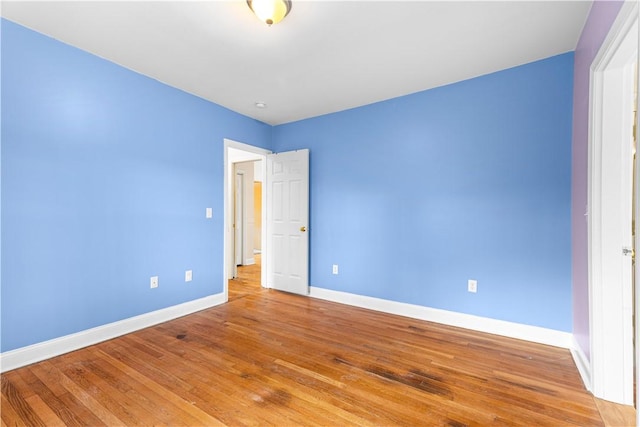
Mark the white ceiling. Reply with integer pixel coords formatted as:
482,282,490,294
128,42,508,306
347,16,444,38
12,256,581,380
2,1,592,125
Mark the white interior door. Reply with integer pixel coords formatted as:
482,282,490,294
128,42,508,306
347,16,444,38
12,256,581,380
266,149,309,295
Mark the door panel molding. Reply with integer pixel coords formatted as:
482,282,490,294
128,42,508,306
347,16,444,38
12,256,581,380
266,149,310,295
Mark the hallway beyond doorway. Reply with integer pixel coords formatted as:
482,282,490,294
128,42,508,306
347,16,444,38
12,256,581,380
229,254,262,302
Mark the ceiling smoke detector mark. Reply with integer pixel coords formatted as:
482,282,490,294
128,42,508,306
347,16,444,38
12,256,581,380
255,102,267,109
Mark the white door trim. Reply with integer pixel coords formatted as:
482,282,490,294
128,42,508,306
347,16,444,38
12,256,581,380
223,139,270,301
235,169,245,267
588,0,638,405
636,12,640,423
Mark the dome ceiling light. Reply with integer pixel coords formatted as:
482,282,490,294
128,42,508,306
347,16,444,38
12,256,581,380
247,0,292,26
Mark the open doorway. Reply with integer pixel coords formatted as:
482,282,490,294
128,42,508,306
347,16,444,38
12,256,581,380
223,139,270,301
230,160,264,301
224,140,311,300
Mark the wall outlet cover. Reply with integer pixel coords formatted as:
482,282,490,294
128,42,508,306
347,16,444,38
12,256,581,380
468,279,477,293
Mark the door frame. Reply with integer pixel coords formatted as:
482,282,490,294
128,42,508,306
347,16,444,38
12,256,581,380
223,139,270,301
588,0,638,405
234,169,245,267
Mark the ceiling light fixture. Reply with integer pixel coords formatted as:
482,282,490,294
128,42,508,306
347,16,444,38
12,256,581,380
247,0,292,26
255,102,267,109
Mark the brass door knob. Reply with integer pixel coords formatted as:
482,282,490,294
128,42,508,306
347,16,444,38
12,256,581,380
300,226,307,232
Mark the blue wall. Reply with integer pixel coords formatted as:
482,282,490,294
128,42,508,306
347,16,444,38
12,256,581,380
273,53,574,331
1,20,271,352
2,18,574,354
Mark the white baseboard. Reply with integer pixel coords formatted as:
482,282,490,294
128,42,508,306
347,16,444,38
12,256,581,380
1,293,226,373
570,336,592,392
309,286,573,349
3,287,584,386
245,258,255,266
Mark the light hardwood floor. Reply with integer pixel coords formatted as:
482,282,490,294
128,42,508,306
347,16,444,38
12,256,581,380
1,258,635,426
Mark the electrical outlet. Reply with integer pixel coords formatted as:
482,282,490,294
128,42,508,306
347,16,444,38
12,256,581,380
468,279,477,293
185,270,193,282
332,264,339,275
206,208,212,219
150,276,159,289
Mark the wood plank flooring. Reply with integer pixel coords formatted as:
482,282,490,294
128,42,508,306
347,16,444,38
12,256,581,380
228,255,263,303
0,258,626,425
594,397,636,427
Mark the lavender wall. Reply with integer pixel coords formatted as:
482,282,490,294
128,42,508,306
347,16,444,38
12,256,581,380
572,0,624,360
